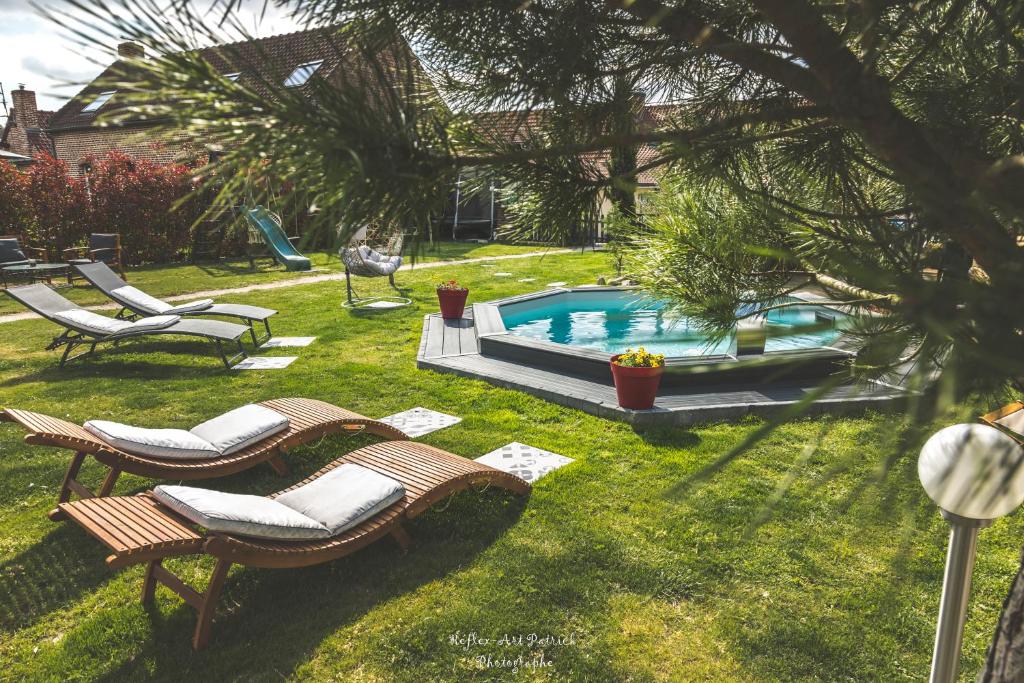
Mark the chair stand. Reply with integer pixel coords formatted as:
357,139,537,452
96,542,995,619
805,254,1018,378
342,269,411,310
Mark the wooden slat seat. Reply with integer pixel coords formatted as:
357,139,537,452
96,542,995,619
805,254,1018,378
980,400,1024,446
1,398,408,518
59,440,530,650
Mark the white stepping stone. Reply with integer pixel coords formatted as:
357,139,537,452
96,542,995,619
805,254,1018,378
233,356,298,370
518,278,536,283
494,272,513,277
261,336,316,348
378,407,462,438
546,281,568,287
475,442,574,483
363,300,406,309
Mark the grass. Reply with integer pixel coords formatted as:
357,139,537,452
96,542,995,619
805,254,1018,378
0,247,1019,681
0,241,550,316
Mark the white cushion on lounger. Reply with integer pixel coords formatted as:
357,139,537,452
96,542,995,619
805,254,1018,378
84,420,220,459
153,485,330,540
996,411,1024,438
190,404,290,456
276,463,406,535
165,298,215,314
125,314,180,331
53,309,132,335
111,285,173,314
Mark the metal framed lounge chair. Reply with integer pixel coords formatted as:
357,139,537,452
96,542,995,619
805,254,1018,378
1,397,408,519
58,440,530,649
4,283,250,369
981,401,1024,446
74,261,278,346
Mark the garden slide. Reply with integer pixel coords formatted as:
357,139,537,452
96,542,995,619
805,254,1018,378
244,205,312,271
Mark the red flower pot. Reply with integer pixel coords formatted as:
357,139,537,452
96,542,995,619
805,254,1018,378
610,354,664,409
437,288,469,319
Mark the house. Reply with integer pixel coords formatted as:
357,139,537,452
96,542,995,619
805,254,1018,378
447,103,679,241
0,85,56,160
19,26,430,177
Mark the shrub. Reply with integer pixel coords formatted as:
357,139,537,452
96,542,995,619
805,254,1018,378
0,161,33,236
20,154,89,255
86,151,202,265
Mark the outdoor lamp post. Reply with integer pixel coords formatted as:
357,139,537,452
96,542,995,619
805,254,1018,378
918,424,1024,683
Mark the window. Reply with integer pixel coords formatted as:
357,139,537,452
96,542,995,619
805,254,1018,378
283,60,323,87
81,91,115,113
223,72,241,82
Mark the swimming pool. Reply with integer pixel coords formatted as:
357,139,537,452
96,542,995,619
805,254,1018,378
499,289,848,357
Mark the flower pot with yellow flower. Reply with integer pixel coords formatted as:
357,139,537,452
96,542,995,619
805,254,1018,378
610,347,665,410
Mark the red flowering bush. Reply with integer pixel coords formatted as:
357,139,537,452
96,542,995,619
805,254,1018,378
0,161,34,235
21,154,89,254
86,151,202,264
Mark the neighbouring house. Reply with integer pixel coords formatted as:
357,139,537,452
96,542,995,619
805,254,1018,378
452,103,679,241
0,85,56,161
21,26,431,177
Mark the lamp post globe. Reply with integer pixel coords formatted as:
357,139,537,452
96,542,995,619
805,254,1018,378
918,423,1024,683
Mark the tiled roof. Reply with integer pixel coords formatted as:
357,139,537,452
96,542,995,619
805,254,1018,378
0,110,55,156
473,104,682,186
47,25,371,131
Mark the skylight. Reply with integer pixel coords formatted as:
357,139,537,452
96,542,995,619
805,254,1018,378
283,60,323,87
223,72,241,82
81,91,116,113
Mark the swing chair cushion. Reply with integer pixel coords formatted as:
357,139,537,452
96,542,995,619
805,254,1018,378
349,245,401,275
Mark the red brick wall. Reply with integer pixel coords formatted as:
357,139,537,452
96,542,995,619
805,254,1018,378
51,127,201,176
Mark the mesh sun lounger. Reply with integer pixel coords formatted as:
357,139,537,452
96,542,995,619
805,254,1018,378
74,261,278,346
1,398,408,519
58,440,530,649
5,283,249,368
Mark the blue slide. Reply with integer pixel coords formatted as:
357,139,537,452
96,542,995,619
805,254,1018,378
244,205,312,272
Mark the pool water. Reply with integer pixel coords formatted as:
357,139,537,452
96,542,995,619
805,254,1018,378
500,291,848,357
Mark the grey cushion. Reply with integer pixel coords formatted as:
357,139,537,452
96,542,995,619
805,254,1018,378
165,298,215,314
189,404,290,456
125,314,180,331
153,485,330,540
84,420,221,460
111,285,173,314
0,238,26,264
53,309,132,335
276,463,406,535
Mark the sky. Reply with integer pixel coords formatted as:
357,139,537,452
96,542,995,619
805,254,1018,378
0,0,303,121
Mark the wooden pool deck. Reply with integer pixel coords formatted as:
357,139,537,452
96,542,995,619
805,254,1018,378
416,312,910,427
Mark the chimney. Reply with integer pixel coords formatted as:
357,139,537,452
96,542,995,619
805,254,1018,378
117,41,145,59
11,85,40,129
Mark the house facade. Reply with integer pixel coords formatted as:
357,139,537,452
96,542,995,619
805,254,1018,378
5,26,429,177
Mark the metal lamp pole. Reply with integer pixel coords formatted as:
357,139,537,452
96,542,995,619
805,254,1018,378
918,424,1024,683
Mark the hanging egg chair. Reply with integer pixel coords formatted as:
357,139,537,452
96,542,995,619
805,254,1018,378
339,226,411,309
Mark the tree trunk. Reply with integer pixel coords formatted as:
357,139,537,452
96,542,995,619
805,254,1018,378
979,548,1024,682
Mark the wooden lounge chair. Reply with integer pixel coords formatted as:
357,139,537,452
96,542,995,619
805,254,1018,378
59,440,530,649
1,398,408,519
5,283,250,368
73,261,278,346
981,401,1024,446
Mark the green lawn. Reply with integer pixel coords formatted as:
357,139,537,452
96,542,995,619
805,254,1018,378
0,241,551,316
0,249,1018,681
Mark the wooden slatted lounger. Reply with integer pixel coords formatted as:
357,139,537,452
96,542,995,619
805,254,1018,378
1,398,408,519
59,440,531,650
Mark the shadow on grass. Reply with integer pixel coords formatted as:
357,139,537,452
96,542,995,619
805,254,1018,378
0,522,113,634
86,490,528,682
632,425,702,448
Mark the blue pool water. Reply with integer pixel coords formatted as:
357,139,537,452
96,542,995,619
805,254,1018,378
500,291,848,357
